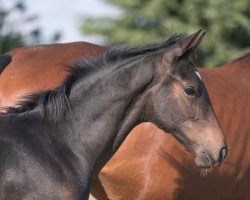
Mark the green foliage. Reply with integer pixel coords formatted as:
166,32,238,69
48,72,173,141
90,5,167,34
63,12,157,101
82,0,250,67
0,1,61,55
0,1,25,54
0,34,24,54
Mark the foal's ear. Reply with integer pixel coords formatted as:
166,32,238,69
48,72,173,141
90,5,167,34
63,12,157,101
164,29,206,62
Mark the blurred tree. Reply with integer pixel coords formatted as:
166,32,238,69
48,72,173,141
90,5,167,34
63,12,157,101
0,1,25,54
82,0,250,67
0,0,61,54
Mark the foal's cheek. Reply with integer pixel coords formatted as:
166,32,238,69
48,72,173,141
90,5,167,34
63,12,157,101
147,92,172,127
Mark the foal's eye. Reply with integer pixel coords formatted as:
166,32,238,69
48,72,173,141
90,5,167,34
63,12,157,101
184,87,196,96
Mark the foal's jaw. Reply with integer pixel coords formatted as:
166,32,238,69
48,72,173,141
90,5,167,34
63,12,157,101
175,121,227,169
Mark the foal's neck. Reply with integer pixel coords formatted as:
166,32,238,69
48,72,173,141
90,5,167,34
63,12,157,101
65,56,156,175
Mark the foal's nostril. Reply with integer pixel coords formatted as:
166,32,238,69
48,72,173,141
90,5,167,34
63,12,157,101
219,146,227,162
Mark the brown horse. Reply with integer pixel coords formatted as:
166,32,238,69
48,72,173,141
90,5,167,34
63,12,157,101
0,41,247,199
0,42,106,110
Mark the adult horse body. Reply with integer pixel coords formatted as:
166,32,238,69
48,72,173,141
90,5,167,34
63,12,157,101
0,32,226,199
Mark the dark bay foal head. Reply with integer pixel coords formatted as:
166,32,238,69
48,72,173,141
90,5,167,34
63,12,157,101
142,30,227,168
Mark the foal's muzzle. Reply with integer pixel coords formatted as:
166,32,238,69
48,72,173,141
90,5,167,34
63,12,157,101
195,145,227,168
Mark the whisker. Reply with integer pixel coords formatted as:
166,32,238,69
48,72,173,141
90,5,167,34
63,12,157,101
200,168,208,178
205,152,211,165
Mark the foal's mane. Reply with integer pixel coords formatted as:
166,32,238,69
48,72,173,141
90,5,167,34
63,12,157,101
4,35,185,122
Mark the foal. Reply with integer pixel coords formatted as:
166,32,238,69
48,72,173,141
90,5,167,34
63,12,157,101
0,30,226,199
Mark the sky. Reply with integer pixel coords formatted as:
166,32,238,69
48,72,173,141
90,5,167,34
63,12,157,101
2,0,121,44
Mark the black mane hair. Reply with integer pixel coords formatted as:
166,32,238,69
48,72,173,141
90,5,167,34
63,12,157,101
3,35,185,122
